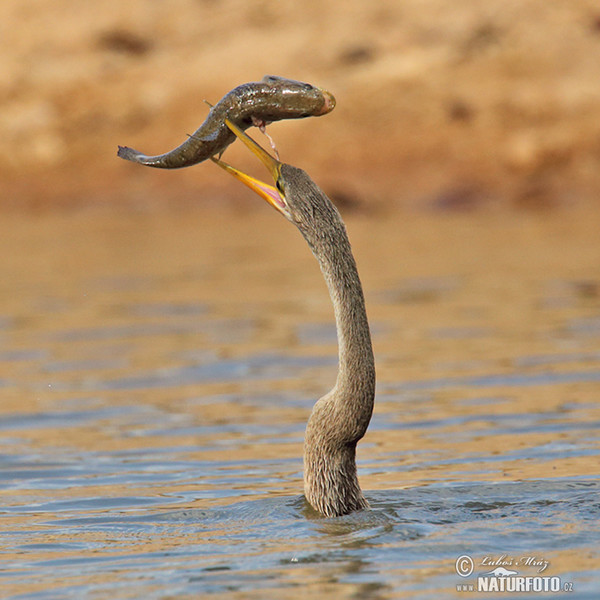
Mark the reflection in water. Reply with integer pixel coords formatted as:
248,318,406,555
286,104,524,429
3,482,598,597
394,368,600,391
0,211,599,598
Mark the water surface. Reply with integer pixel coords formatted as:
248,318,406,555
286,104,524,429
1,210,599,598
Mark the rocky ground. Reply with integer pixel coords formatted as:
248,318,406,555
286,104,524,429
3,0,600,211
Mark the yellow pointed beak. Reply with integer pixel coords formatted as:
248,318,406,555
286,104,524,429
211,119,286,212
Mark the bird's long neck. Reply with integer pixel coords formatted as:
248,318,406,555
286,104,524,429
315,225,375,403
303,216,375,517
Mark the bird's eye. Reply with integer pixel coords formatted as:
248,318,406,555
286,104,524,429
276,180,285,195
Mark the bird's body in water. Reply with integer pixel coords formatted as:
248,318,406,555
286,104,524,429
213,121,375,518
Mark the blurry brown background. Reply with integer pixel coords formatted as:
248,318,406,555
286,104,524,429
2,0,600,211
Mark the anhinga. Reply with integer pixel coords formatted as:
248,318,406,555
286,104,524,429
212,121,375,517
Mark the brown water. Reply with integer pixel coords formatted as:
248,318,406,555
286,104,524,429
1,208,599,599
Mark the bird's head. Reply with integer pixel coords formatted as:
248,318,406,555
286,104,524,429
211,119,340,239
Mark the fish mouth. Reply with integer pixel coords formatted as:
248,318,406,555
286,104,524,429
211,119,287,213
316,89,336,115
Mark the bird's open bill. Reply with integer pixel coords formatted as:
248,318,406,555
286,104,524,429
210,119,287,213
